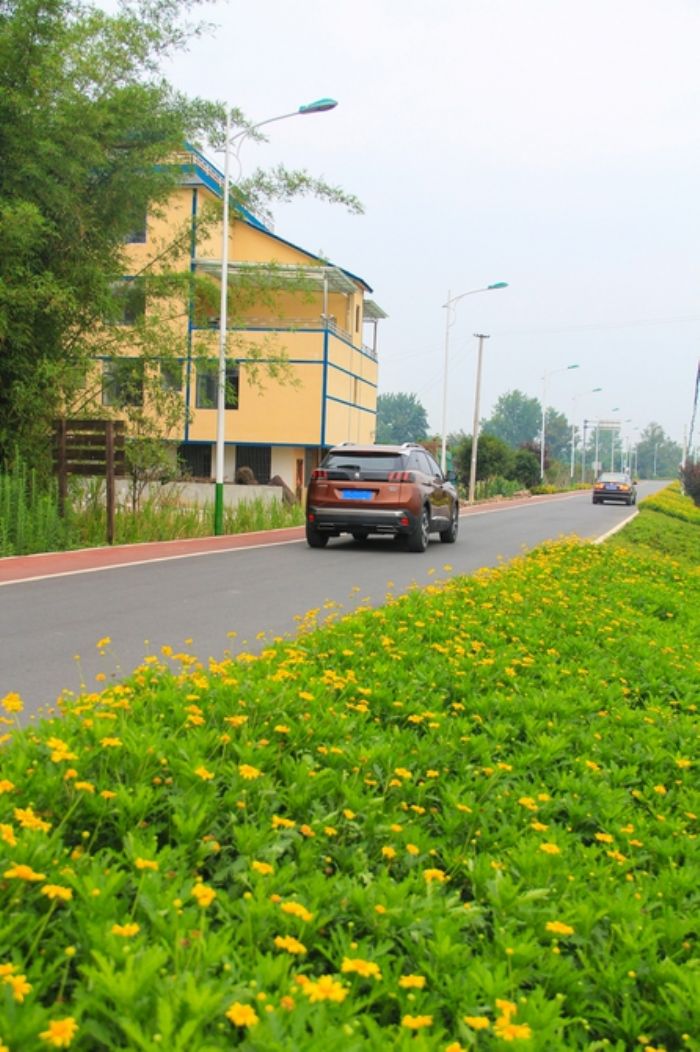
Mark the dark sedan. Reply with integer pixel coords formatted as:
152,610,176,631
592,472,637,505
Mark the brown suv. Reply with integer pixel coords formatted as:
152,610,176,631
305,443,460,552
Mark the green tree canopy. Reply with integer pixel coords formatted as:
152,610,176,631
375,392,429,444
0,0,361,470
481,390,541,448
452,433,514,487
634,423,682,479
544,407,571,463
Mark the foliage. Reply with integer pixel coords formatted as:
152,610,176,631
543,408,570,463
0,0,222,470
640,480,700,526
0,457,72,556
635,423,683,479
452,433,514,488
512,448,541,489
0,465,304,555
0,0,362,473
481,390,541,448
375,393,429,444
1,487,699,1049
680,459,700,507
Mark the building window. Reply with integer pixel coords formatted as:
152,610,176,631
160,359,182,393
110,279,146,326
196,361,239,409
102,359,144,407
235,445,271,484
124,211,147,244
177,443,211,479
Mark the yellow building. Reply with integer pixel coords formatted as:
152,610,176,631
111,144,385,495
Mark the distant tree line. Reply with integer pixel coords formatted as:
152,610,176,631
377,389,683,489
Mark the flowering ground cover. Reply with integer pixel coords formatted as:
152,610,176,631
1,488,698,1050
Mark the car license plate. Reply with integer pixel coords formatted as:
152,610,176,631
342,489,373,500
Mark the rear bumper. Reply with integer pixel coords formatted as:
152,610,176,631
307,506,418,535
593,491,634,502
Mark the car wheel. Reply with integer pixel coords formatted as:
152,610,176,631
306,523,328,548
440,504,459,543
407,506,430,553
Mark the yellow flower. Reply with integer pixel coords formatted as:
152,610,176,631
394,767,412,779
595,832,614,844
251,860,274,875
225,1002,259,1027
382,846,397,860
341,957,382,979
271,815,295,830
1,692,23,713
402,1015,433,1030
3,972,31,1002
464,1016,490,1030
135,858,159,871
39,1016,79,1047
96,636,111,648
100,790,117,800
302,975,348,1003
545,920,574,936
4,863,46,881
239,763,262,780
41,884,73,902
0,778,15,793
494,1019,533,1041
539,842,561,855
194,766,214,781
192,883,217,908
0,823,17,846
399,974,426,989
496,999,518,1018
100,737,122,748
74,781,94,793
423,868,448,883
14,806,51,832
111,923,140,937
274,935,307,955
406,843,420,856
280,901,313,922
446,1044,465,1052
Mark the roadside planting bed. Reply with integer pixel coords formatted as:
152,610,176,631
1,488,698,1050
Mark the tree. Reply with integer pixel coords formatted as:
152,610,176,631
452,433,514,488
543,407,571,463
375,393,429,444
512,448,540,488
481,390,541,448
0,0,361,471
634,423,682,478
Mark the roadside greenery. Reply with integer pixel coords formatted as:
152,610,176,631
1,486,698,1050
0,461,303,556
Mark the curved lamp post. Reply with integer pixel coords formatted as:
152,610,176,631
540,363,579,480
440,282,508,473
214,98,338,535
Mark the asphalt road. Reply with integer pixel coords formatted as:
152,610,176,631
1,482,666,721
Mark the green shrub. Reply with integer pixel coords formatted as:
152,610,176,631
1,493,698,1049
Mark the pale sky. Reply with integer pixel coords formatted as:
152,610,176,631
162,0,700,448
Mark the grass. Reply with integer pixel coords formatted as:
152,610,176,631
0,463,304,556
0,487,698,1050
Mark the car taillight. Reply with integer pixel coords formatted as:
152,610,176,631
311,469,328,480
388,471,415,482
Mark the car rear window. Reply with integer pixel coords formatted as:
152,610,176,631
322,452,404,473
597,473,628,482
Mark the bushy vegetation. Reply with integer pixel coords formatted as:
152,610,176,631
1,487,698,1050
0,462,304,556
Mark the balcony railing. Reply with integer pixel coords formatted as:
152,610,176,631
193,314,378,361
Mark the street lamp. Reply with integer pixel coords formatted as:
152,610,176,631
440,282,508,473
214,98,338,535
468,334,490,504
540,363,579,480
570,386,602,479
